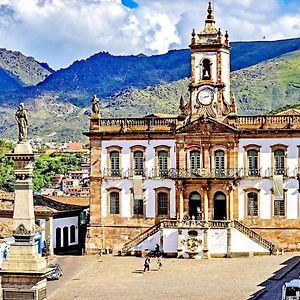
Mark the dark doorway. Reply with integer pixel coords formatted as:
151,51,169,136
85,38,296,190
63,226,69,248
214,192,227,220
56,227,61,249
189,192,202,219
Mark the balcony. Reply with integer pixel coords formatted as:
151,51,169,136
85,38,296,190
102,168,242,180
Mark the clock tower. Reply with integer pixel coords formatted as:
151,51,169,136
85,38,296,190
188,2,235,120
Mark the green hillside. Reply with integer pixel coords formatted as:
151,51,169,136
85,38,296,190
0,48,52,88
232,50,300,115
0,45,300,142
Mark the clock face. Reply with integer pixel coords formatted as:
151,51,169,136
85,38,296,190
197,89,214,105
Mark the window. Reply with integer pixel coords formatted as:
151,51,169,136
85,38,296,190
202,59,211,80
248,150,259,176
215,150,225,176
134,151,144,176
158,151,168,176
110,192,120,214
110,151,120,177
274,198,285,216
247,192,258,216
70,225,76,243
274,150,285,175
133,198,143,215
157,192,168,216
190,151,201,170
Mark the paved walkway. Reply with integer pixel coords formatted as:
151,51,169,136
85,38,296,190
47,253,300,300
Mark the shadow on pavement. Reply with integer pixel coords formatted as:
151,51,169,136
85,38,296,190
248,256,300,300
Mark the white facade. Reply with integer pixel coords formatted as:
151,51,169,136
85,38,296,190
238,138,300,220
53,216,79,249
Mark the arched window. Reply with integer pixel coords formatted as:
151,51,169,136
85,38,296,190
158,151,168,175
189,192,202,219
248,150,258,176
274,150,285,175
110,151,120,177
110,191,120,214
56,227,61,249
215,150,225,176
247,192,258,216
202,59,211,80
70,225,76,243
134,151,144,176
190,151,201,170
157,192,168,216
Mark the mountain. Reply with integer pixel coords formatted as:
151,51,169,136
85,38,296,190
0,48,52,90
104,49,300,118
33,38,300,107
232,49,300,115
0,38,300,142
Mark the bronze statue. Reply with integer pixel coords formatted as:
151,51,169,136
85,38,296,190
92,95,99,114
15,103,28,142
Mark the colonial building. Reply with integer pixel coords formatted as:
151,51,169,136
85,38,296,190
85,2,300,257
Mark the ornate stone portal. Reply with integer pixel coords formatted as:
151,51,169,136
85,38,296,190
0,105,51,300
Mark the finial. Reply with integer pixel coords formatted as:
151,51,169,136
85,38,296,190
207,1,214,20
225,31,229,46
217,28,222,43
191,29,196,45
192,29,196,38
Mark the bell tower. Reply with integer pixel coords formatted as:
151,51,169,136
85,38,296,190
188,2,234,120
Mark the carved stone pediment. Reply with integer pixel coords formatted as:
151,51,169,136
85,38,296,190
13,224,31,236
176,117,237,135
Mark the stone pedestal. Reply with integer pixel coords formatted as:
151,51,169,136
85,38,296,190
0,142,51,300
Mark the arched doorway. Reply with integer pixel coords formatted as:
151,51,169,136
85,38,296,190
63,226,69,248
214,192,227,220
56,227,61,249
189,192,202,219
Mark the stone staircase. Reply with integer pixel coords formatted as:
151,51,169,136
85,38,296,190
121,219,279,256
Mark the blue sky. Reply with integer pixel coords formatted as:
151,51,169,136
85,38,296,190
122,0,138,9
0,0,298,69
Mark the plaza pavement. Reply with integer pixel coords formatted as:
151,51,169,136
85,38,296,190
47,252,300,300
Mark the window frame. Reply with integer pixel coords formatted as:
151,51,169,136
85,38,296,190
270,188,287,218
270,144,288,177
130,145,146,177
106,146,122,178
107,187,122,216
243,144,262,177
155,187,170,218
154,146,171,177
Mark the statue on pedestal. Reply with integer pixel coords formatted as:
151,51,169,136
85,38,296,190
92,95,100,115
15,103,28,142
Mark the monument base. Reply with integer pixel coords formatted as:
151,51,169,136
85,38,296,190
0,270,51,300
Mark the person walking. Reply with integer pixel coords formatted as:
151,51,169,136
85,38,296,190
157,256,163,271
143,257,150,272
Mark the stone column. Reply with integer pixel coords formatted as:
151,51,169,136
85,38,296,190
45,216,54,256
226,182,234,220
203,228,210,259
202,183,210,221
0,142,51,300
226,225,232,258
203,143,211,171
177,182,185,220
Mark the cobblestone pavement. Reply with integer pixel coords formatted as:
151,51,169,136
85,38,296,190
47,253,300,300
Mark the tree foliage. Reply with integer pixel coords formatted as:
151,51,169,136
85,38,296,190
0,140,15,192
33,153,83,192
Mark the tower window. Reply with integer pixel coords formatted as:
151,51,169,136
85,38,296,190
202,59,211,80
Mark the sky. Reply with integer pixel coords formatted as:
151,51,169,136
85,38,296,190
0,0,299,70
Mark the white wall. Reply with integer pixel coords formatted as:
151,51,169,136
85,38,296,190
53,216,79,248
238,138,300,220
231,229,268,253
208,229,227,254
101,139,176,171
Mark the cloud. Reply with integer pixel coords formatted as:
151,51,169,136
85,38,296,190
0,0,298,69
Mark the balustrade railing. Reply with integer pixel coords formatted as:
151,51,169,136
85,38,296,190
96,117,178,132
102,168,243,179
236,115,300,129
